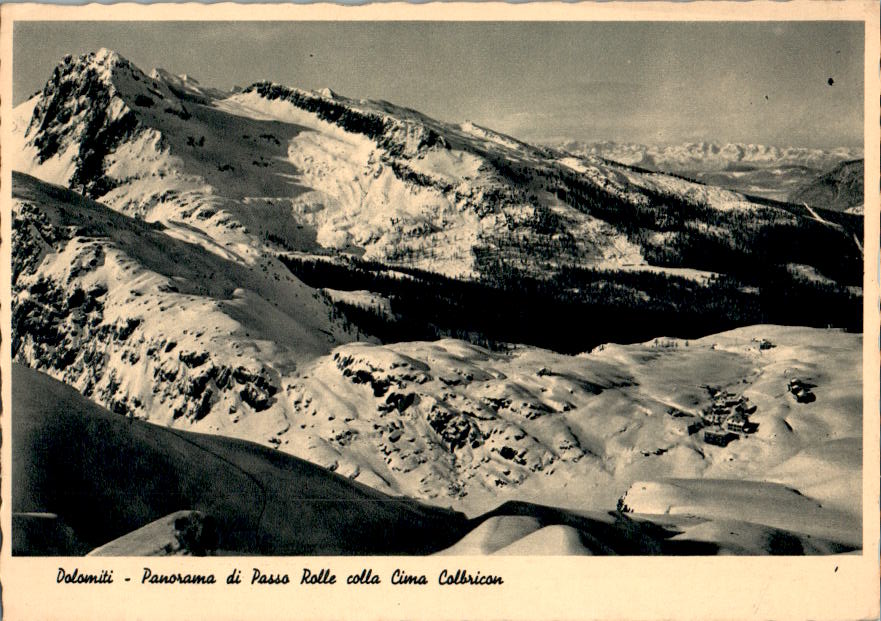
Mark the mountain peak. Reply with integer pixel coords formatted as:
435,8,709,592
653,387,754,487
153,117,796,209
93,47,124,67
48,48,131,86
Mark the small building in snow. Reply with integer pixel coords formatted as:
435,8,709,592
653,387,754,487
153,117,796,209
687,420,704,435
735,401,757,415
704,430,737,447
724,412,749,433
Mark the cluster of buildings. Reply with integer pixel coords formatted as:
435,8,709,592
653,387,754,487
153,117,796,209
700,388,757,447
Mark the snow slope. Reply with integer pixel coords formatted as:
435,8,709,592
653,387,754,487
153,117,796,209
619,479,859,547
12,171,358,440
283,325,861,524
22,362,853,556
12,363,470,555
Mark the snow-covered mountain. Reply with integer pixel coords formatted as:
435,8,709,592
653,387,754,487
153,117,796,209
16,49,860,285
18,362,856,556
10,50,863,550
13,48,636,280
12,171,360,435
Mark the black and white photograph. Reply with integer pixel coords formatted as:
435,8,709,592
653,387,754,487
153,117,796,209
1,5,877,599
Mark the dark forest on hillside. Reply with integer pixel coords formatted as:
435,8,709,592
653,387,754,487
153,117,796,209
280,254,862,354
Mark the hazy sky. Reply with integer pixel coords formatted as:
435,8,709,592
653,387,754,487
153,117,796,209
13,21,864,148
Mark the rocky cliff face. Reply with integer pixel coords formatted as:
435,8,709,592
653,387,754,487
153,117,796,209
23,49,187,197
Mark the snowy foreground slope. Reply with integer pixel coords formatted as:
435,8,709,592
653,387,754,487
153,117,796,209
12,363,469,556
14,364,858,555
10,50,863,554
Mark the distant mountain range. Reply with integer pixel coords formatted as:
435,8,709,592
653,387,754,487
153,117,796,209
555,140,863,204
554,140,861,172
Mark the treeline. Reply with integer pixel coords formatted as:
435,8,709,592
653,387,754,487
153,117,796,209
280,254,861,354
